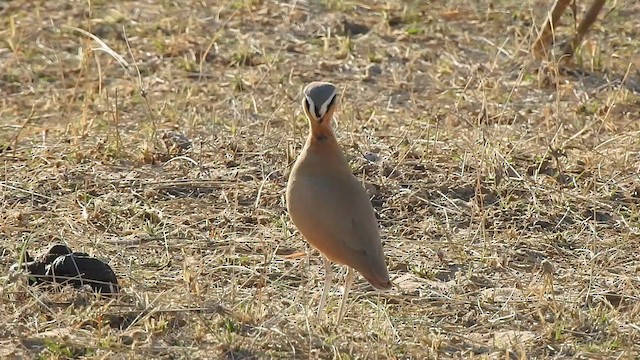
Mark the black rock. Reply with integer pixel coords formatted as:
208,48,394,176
46,254,119,294
341,17,369,36
10,244,119,295
41,244,74,264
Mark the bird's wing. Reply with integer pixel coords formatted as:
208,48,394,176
289,173,380,257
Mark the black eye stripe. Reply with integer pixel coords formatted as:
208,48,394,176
326,94,337,111
317,95,336,123
304,93,337,123
304,98,313,116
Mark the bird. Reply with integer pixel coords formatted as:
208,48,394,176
286,81,391,324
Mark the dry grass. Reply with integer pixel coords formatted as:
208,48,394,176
1,0,640,358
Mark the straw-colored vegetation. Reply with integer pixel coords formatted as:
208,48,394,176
1,0,639,358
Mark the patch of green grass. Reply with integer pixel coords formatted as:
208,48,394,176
405,24,424,35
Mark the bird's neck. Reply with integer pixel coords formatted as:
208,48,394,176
307,125,338,146
298,118,350,171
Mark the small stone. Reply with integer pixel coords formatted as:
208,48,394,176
161,131,192,154
363,151,380,163
540,259,555,275
365,64,383,78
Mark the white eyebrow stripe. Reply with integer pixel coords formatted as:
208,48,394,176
318,94,336,118
305,96,317,119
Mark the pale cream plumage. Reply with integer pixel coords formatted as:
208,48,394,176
286,81,391,324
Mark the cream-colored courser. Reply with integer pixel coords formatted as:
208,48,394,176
286,81,391,324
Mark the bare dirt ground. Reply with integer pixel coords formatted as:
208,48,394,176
1,0,640,358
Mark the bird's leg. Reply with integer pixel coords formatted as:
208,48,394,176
532,0,572,57
317,255,333,318
337,267,354,325
563,0,606,56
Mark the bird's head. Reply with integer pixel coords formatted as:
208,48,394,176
302,81,339,126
